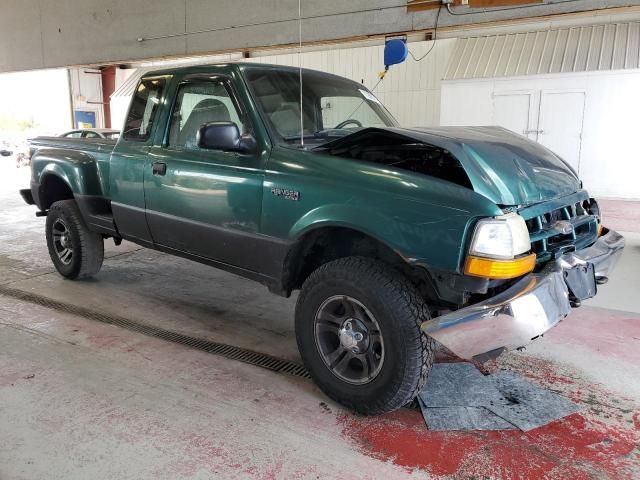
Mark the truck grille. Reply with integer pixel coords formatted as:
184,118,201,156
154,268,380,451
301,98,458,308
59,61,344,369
521,198,599,262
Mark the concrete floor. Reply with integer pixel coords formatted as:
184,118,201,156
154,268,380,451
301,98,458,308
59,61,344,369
1,166,639,479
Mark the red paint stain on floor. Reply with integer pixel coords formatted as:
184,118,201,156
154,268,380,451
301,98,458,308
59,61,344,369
339,356,640,478
339,409,638,478
500,355,578,387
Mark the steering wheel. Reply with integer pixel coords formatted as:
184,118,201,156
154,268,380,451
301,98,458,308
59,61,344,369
334,119,363,129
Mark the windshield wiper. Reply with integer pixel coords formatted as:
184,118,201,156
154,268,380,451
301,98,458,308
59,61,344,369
313,128,354,138
282,128,355,143
282,133,323,142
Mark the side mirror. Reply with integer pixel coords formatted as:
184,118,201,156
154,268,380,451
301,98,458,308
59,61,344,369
197,122,256,154
0,150,12,157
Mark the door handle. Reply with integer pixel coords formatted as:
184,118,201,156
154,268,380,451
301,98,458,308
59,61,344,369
152,161,167,176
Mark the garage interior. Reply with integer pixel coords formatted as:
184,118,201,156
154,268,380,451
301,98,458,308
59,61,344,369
1,1,639,479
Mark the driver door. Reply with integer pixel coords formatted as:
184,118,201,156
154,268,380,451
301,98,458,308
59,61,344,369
144,75,265,271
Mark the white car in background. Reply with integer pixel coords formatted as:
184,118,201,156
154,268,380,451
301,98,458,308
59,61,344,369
23,129,121,168
59,128,120,139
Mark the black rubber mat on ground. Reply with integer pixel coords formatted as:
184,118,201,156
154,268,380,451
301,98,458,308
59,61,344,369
0,285,311,379
418,363,580,431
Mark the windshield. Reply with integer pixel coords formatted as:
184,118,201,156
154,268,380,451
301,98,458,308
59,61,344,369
244,67,398,145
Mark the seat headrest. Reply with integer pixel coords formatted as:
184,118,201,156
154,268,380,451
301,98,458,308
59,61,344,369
192,98,227,113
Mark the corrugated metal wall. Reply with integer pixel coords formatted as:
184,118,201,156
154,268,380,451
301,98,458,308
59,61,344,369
445,22,640,80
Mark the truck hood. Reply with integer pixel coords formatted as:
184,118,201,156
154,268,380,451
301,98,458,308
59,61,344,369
318,126,580,206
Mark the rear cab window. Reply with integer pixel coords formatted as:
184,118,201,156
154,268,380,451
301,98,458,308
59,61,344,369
122,77,168,142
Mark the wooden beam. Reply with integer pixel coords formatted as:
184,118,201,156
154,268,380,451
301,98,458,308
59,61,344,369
469,0,543,7
408,0,543,11
407,0,442,12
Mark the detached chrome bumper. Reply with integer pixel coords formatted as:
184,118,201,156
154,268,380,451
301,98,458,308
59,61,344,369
421,229,625,362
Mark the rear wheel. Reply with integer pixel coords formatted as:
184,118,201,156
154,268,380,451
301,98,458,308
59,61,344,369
46,200,104,279
295,257,435,415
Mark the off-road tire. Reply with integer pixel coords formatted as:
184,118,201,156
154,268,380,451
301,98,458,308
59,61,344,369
46,200,104,279
295,256,435,415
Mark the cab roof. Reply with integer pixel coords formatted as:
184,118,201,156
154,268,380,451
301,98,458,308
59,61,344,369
141,62,362,87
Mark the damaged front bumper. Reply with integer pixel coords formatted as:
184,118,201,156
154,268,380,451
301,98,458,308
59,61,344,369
421,229,625,362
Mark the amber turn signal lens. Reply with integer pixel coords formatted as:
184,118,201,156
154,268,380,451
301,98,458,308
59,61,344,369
464,253,536,280
598,223,604,237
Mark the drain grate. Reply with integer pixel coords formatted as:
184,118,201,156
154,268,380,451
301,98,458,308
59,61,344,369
0,284,311,379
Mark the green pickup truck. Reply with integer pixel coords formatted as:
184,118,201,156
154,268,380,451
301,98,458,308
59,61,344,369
22,63,624,415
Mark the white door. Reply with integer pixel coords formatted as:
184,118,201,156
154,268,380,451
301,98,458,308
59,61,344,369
538,91,585,173
492,92,535,140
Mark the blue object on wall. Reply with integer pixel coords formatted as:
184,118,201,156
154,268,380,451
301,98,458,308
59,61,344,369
384,38,408,67
74,110,96,129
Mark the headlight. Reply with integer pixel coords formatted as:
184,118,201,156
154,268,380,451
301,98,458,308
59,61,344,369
468,213,531,260
465,213,535,279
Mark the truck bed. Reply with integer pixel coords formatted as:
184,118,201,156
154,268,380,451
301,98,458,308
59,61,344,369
28,136,118,237
30,136,117,154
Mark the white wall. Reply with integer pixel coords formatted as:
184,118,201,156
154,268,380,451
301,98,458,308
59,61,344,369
68,68,105,129
441,69,640,200
250,38,457,127
110,96,133,133
110,68,137,130
115,68,136,90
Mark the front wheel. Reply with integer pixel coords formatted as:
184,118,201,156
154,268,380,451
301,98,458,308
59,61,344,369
295,257,435,415
46,200,104,279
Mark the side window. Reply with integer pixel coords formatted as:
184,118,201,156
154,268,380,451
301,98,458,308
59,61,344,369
65,131,82,138
84,131,100,138
168,80,245,150
123,77,167,142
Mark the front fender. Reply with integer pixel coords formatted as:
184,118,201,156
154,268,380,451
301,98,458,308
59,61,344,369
266,147,505,274
289,204,416,259
290,204,392,242
288,201,483,272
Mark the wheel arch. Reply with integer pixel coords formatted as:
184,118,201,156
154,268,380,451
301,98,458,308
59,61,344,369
281,224,439,302
37,173,75,210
